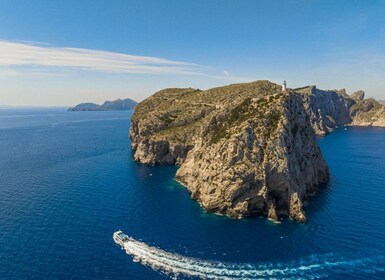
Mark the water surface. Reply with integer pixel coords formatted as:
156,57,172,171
0,109,384,279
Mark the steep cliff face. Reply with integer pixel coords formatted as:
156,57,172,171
295,86,352,135
175,93,328,222
130,81,331,222
129,80,384,222
294,86,385,135
129,88,213,164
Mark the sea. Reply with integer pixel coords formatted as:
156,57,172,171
0,109,384,279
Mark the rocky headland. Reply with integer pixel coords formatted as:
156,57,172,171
68,98,137,111
130,81,385,222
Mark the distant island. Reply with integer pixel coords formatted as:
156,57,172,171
68,98,137,111
130,80,385,223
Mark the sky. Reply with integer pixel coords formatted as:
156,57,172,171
0,0,385,106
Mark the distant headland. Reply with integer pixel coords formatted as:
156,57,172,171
68,98,137,111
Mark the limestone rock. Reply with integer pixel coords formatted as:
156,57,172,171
351,90,365,101
349,98,385,127
175,93,329,221
294,86,352,135
294,87,385,135
129,80,385,222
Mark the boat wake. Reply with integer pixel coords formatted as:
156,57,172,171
119,236,385,279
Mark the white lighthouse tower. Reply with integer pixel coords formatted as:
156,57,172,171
282,80,287,91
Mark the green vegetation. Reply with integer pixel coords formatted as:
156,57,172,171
158,113,177,124
268,111,281,130
209,95,284,145
132,81,287,147
209,98,253,145
349,103,365,115
210,125,228,145
228,98,252,124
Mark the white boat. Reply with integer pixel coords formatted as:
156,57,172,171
113,230,130,248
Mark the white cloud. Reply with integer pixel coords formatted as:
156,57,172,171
0,40,202,75
0,69,20,77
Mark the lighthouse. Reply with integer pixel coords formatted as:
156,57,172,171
282,80,287,91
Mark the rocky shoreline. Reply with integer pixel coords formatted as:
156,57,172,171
130,80,385,222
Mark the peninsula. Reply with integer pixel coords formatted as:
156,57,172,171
130,80,385,222
68,98,137,111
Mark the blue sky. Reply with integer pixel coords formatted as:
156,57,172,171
1,0,385,106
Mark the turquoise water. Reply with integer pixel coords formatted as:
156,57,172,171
0,109,384,279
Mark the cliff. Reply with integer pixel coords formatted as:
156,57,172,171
293,86,385,134
68,98,137,111
130,81,385,222
349,97,385,127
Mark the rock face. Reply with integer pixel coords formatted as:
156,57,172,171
295,86,352,135
130,88,208,165
294,86,385,135
68,98,137,111
130,80,385,222
176,93,328,222
350,90,365,101
349,98,385,127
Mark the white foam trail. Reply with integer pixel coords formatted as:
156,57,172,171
120,237,385,279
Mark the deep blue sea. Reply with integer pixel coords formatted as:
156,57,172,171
1,109,385,279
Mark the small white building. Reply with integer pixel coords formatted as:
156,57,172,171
282,80,287,91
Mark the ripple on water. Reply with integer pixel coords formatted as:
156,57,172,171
1,112,385,279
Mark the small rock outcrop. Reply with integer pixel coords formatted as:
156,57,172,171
351,90,365,101
130,80,385,222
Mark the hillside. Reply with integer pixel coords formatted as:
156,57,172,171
130,80,385,222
